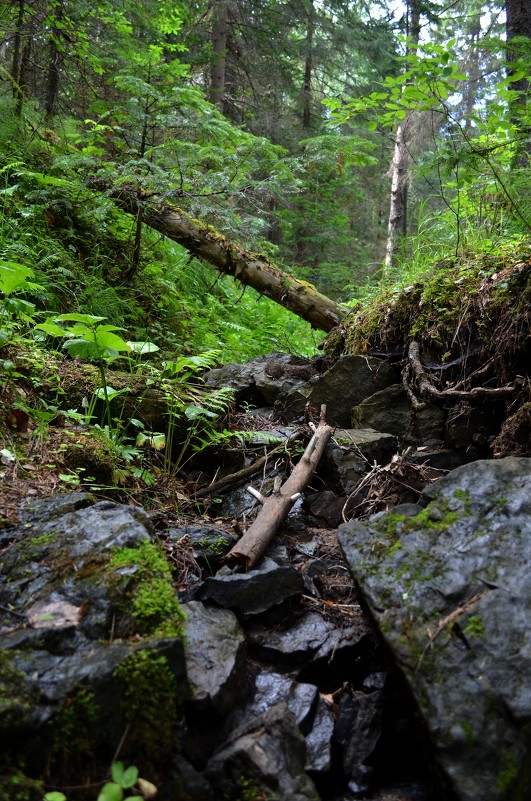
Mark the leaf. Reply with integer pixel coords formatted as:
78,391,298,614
126,340,160,354
136,777,158,798
0,261,33,296
97,782,123,801
55,313,107,324
120,765,139,789
44,793,68,801
111,762,125,784
63,338,107,360
35,321,70,337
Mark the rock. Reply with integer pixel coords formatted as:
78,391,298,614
168,525,239,572
303,490,345,527
247,611,372,673
0,495,188,788
204,352,317,407
338,457,531,801
305,695,335,773
182,601,246,715
205,702,321,801
444,401,495,450
188,557,311,614
227,669,318,733
334,688,384,795
325,429,398,496
491,401,531,458
275,355,397,426
351,384,445,445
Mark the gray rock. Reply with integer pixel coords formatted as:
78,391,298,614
189,557,310,614
351,384,445,445
325,429,398,496
247,611,371,669
168,525,239,572
338,457,531,801
334,689,384,795
275,355,397,426
182,601,246,715
305,695,335,773
205,702,321,801
227,669,318,733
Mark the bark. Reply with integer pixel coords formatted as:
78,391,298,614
209,0,229,112
44,1,64,119
106,188,346,332
506,0,531,166
224,410,334,570
302,0,314,129
384,0,421,271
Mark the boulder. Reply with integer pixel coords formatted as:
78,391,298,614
275,355,397,426
182,601,247,715
338,458,531,801
325,429,398,496
205,702,321,801
351,384,445,445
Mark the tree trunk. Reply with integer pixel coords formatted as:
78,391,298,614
506,0,531,166
302,0,314,129
106,188,345,332
209,0,229,113
384,0,421,271
44,1,64,119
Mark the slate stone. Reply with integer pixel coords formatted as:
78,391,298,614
305,695,335,773
275,354,397,426
247,611,371,668
325,429,398,495
227,669,318,733
351,384,445,445
188,557,310,614
182,601,247,715
334,689,384,795
338,457,531,801
168,525,239,572
205,702,321,801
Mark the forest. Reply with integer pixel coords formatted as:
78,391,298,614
1,1,531,800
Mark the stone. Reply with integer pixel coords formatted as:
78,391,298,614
275,355,397,426
247,611,372,671
325,429,398,496
334,689,384,795
205,702,321,801
305,695,335,773
303,490,345,527
168,525,239,572
227,669,318,733
188,557,310,614
182,601,246,715
338,457,531,801
351,384,445,445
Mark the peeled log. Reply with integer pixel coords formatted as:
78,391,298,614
109,190,346,332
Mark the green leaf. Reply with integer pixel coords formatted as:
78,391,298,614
97,782,123,801
35,321,70,337
44,793,67,801
93,385,131,401
56,313,107,324
120,765,139,789
63,339,107,360
126,340,160,354
0,261,32,296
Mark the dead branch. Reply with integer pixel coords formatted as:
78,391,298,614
224,407,334,570
192,445,285,499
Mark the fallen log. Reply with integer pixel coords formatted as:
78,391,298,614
224,407,334,570
102,186,346,332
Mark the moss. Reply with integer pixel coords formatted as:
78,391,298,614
114,648,179,759
109,541,186,637
496,750,518,794
0,771,44,801
460,720,474,745
0,651,33,729
50,686,98,760
463,614,485,640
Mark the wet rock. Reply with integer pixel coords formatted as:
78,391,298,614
205,702,321,801
303,490,345,527
182,601,246,715
444,401,495,450
335,689,384,795
275,355,397,426
188,557,310,614
305,695,335,773
325,429,398,496
204,352,316,406
351,384,445,445
227,669,318,733
168,525,239,572
338,457,531,801
161,755,216,801
247,611,372,672
0,495,188,785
